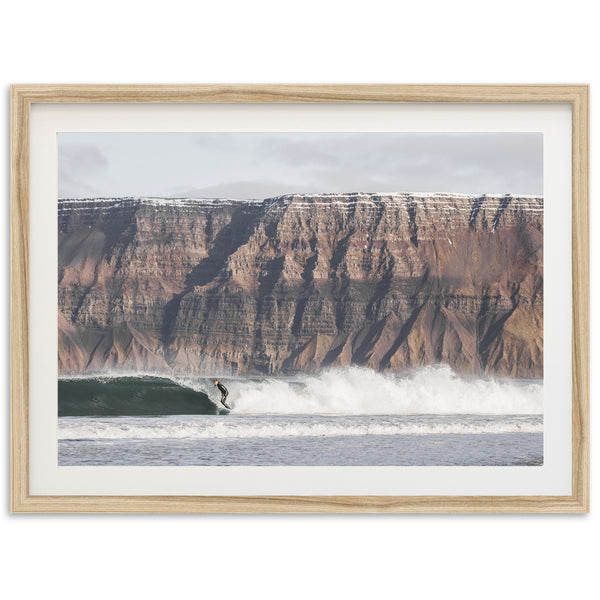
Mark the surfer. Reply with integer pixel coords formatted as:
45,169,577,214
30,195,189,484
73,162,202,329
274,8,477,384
214,379,231,409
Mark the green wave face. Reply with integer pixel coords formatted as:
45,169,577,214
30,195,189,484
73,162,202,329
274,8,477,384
58,376,215,416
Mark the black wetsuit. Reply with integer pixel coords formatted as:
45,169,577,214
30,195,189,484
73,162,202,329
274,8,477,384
217,382,231,409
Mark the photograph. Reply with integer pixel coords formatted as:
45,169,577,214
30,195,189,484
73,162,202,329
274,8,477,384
3,4,595,597
57,131,544,467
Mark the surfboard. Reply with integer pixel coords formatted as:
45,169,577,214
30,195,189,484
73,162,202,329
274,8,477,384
218,407,231,415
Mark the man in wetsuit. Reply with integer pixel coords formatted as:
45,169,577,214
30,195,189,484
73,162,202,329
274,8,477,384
214,379,231,409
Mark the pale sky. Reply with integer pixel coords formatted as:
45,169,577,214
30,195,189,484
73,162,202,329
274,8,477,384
58,132,543,199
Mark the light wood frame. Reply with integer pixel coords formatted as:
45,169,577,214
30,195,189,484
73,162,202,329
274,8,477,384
11,84,589,513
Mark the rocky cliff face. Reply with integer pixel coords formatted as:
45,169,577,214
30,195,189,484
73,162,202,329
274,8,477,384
58,193,543,378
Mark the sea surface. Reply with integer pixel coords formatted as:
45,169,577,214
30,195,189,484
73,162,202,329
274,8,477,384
58,366,543,467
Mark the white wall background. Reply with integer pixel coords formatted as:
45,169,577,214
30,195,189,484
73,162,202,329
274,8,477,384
1,1,596,599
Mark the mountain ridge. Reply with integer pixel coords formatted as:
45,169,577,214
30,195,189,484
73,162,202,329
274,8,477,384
58,192,543,378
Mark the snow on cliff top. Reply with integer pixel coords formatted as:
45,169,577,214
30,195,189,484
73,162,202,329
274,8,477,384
58,196,265,206
58,191,543,206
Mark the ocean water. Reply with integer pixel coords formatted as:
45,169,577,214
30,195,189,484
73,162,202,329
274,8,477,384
57,365,543,467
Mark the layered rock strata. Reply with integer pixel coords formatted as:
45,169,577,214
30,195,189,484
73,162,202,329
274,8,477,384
58,193,543,378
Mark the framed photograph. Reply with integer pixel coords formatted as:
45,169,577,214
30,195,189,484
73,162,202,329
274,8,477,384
11,84,589,513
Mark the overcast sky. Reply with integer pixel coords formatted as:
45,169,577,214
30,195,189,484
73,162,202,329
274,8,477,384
58,132,543,199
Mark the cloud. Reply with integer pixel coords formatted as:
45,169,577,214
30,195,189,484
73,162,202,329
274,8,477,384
58,133,543,199
58,144,109,198
166,180,309,200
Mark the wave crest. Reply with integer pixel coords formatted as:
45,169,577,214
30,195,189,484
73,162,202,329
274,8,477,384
58,365,543,416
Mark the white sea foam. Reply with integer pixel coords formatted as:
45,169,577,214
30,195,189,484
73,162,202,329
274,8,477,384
58,414,543,440
207,365,543,415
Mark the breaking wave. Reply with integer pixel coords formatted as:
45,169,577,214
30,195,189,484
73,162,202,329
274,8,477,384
58,365,543,417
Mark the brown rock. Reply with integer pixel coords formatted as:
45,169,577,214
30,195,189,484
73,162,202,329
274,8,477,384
58,193,543,378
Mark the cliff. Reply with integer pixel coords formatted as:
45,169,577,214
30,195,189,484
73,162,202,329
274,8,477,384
58,192,543,378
